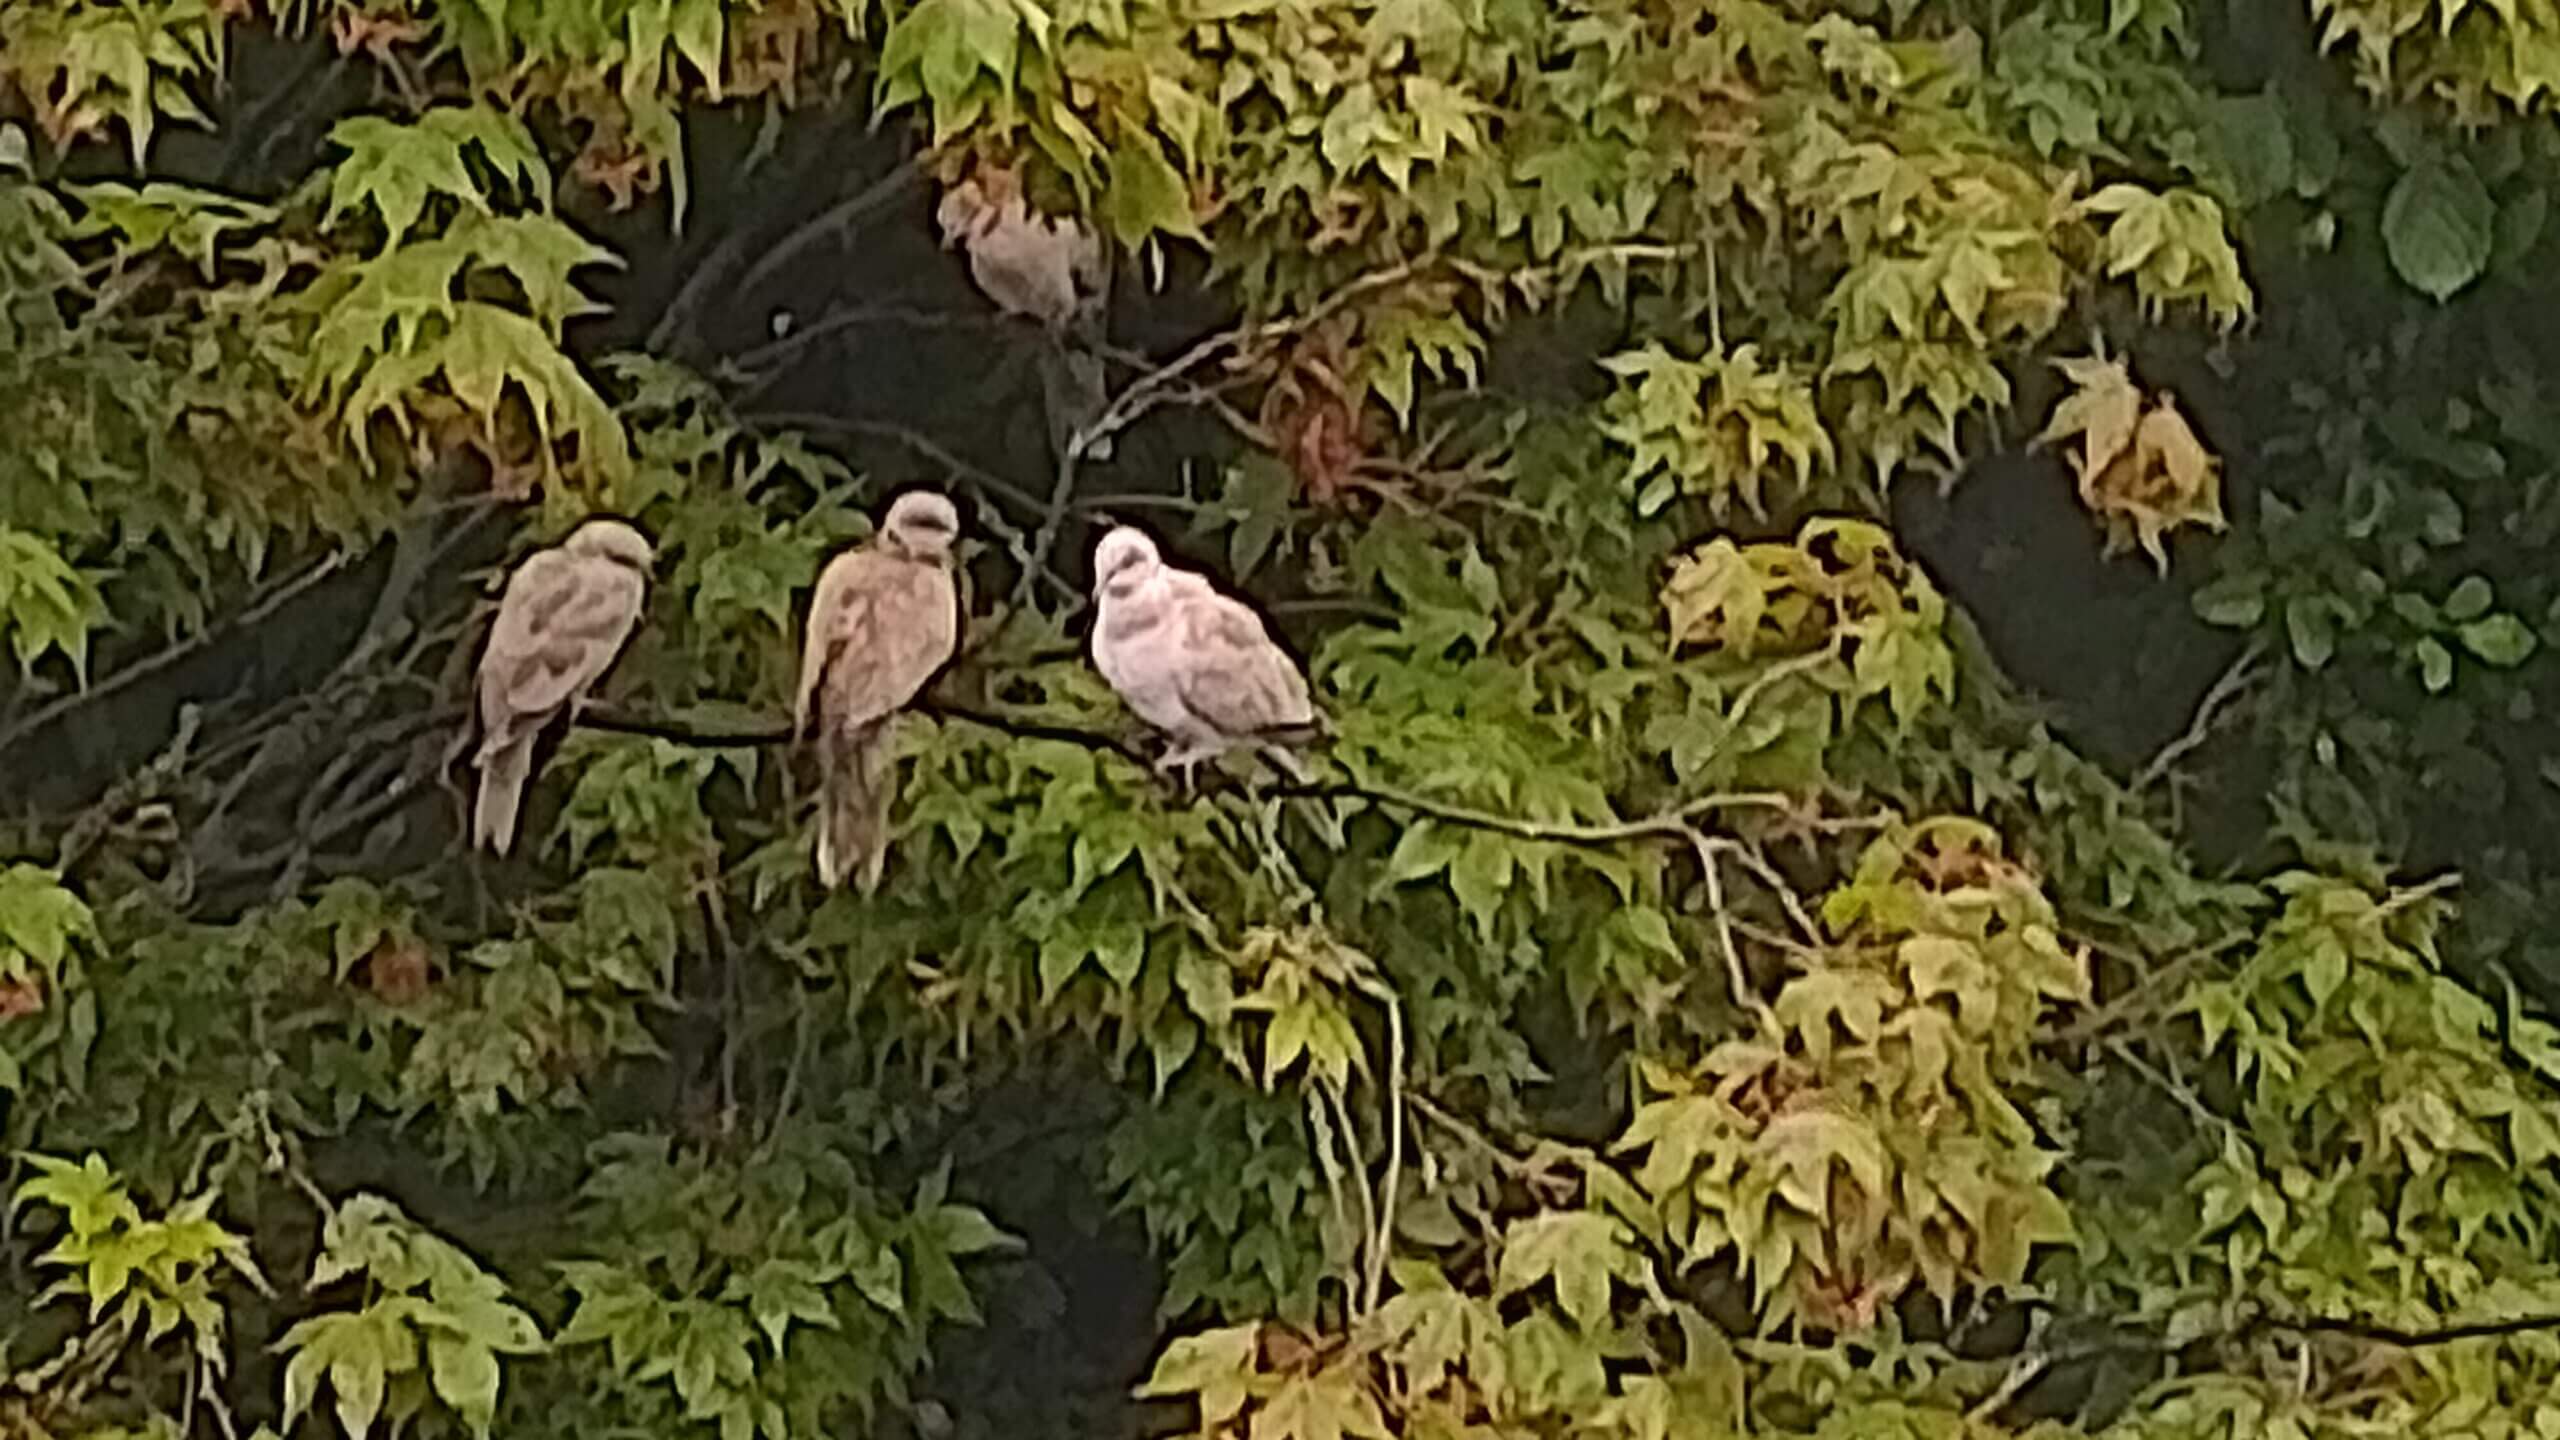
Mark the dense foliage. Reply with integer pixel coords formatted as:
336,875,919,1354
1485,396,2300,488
4,2,2560,1440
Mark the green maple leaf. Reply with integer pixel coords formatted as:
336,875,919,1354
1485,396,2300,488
1102,131,1201,244
1494,1211,1635,1330
450,213,619,332
425,1332,501,1436
0,529,105,685
1250,1369,1390,1440
280,1308,410,1440
325,119,484,248
722,1258,840,1354
1760,1105,1891,1220
1138,1322,1260,1428
0,865,96,971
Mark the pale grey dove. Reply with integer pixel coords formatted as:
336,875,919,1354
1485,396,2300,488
472,517,654,854
1090,526,1322,786
936,175,1113,462
795,491,962,891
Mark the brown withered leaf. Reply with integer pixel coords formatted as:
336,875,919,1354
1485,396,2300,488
0,977,45,1021
365,936,432,1006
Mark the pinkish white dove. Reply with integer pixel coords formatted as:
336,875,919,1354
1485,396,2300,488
1090,526,1322,785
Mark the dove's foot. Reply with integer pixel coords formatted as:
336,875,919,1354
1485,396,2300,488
1151,740,1221,798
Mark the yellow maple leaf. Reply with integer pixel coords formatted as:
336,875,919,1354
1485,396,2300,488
2034,352,2141,499
2035,348,2225,573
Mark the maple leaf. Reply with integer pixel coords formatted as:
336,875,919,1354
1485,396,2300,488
325,107,547,248
2035,351,2142,493
1493,1211,1639,1330
2035,348,2226,571
1250,1367,1391,1440
1138,1323,1262,1430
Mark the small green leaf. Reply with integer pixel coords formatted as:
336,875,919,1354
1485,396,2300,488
2495,184,2550,276
2285,596,2337,669
2457,613,2539,667
425,1334,500,1436
2205,91,2295,207
1495,1211,1632,1331
927,1204,1015,1256
0,529,106,684
2443,574,2494,622
1138,1323,1259,1430
2193,576,2264,628
2416,637,2454,693
2382,155,2495,302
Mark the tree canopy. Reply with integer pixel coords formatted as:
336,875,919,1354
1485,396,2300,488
5,3,2560,1440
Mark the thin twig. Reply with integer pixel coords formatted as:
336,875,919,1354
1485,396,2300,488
2048,932,2252,1045
1318,1077,1378,1317
1691,831,1777,1025
1366,990,1406,1314
576,699,1876,857
701,887,741,1135
763,1002,816,1150
1066,254,1439,467
2283,1311,2560,1347
1966,1348,2050,1420
2104,1036,2244,1146
744,413,1052,521
1305,1088,1354,1296
2136,639,2268,792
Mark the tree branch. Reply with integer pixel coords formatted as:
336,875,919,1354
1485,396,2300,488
645,123,892,355
732,163,927,308
720,304,1002,404
570,702,1856,855
0,547,356,756
2136,638,2267,793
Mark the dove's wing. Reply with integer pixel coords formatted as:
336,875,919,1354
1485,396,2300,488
479,548,647,744
1165,575,1315,741
472,544,646,853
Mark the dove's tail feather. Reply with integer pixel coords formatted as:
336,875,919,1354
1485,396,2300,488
815,718,898,892
473,735,535,856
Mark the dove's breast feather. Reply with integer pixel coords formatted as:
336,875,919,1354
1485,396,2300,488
799,548,959,738
1096,582,1207,741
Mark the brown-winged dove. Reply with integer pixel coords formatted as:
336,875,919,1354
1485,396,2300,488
472,517,654,854
795,491,962,891
1090,526,1322,785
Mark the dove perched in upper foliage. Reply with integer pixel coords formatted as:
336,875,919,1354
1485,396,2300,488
935,171,1113,462
1090,526,1322,785
795,491,963,891
472,517,655,855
